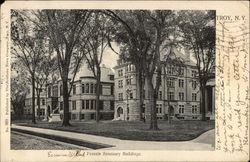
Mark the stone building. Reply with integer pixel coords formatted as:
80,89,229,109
48,64,115,120
24,86,47,119
113,47,215,121
24,64,115,121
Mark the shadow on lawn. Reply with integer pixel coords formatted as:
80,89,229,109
14,120,215,141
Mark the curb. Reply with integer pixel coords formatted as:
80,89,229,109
11,128,114,150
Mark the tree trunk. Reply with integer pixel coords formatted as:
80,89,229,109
95,67,101,122
136,65,143,121
37,88,41,120
146,76,158,130
31,74,36,124
62,78,71,126
200,82,207,121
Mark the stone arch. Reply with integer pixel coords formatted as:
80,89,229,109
117,107,123,118
169,105,174,116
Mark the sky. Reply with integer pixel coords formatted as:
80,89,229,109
101,43,119,69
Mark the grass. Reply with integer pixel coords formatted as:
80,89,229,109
14,120,215,141
11,132,83,150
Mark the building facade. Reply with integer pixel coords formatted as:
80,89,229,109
24,87,47,119
47,64,115,121
113,48,215,121
24,65,115,121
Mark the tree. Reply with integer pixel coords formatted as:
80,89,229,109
178,11,216,121
106,10,177,129
35,56,57,120
11,64,29,120
105,10,152,122
37,10,91,126
11,10,47,124
79,11,112,122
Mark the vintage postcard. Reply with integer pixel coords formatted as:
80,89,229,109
0,0,249,161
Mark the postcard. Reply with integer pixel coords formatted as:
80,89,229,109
0,1,249,161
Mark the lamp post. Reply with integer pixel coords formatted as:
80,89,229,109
126,88,131,121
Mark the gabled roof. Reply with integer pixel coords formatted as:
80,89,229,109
161,47,196,67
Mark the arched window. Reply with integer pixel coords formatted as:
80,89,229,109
90,83,94,93
82,84,85,94
86,83,89,93
94,84,96,93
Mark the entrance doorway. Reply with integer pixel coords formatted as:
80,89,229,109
117,107,123,118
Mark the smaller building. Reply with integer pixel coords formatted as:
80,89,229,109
47,64,115,121
24,86,47,119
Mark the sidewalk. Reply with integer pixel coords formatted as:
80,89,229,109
11,124,215,150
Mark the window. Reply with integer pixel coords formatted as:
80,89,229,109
158,91,162,100
179,105,184,114
86,83,89,93
118,93,123,101
156,104,162,114
82,84,85,93
192,105,198,114
129,92,133,99
179,92,184,101
110,85,114,95
179,79,184,88
126,75,133,85
82,100,85,109
42,99,45,105
81,114,85,119
192,93,197,101
192,80,197,89
91,114,95,120
72,114,76,120
118,80,123,88
38,109,45,116
73,85,76,95
100,84,103,95
167,65,175,74
110,101,114,110
72,101,76,110
94,84,96,93
90,100,94,110
110,75,114,80
192,70,197,77
86,100,89,109
167,92,174,100
99,101,104,110
128,64,132,72
118,69,123,77
90,84,94,93
167,78,175,87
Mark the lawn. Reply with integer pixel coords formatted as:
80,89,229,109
11,132,83,150
15,120,215,141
